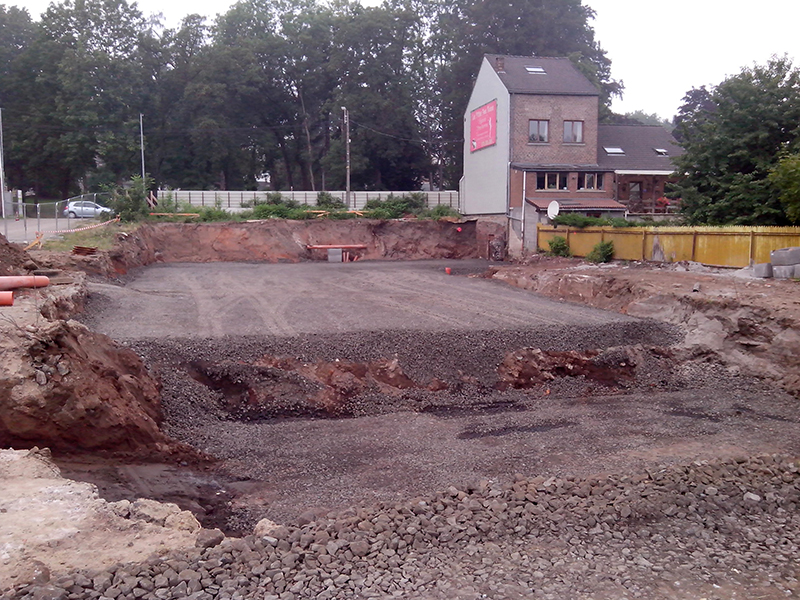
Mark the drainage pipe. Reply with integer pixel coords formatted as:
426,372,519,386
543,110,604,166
0,291,13,306
0,275,50,290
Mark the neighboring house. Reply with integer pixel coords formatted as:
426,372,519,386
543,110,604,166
461,54,683,253
597,124,682,214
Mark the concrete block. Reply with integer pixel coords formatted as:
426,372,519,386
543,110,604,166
770,247,800,266
753,262,773,278
772,265,797,279
327,248,343,263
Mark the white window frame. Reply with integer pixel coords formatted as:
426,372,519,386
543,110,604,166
563,120,584,144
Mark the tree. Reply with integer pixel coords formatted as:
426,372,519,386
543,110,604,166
672,57,800,225
769,153,800,223
0,6,39,192
30,0,156,196
621,110,673,132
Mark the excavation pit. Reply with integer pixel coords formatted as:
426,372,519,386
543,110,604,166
67,260,800,535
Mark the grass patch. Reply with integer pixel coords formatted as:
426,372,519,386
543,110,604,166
41,222,137,251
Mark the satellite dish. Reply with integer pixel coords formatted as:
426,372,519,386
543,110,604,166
547,200,560,220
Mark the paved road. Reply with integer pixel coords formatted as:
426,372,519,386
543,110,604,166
1,217,90,244
86,260,642,339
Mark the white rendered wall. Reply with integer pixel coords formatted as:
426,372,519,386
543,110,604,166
462,59,510,215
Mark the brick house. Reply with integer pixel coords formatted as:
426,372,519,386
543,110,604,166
461,54,682,253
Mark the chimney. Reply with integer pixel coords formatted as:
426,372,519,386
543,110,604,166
495,57,505,72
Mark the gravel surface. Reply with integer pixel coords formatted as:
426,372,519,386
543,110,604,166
56,260,800,599
141,339,800,530
13,454,800,600
81,261,647,339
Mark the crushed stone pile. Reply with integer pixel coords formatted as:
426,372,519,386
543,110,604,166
13,454,800,600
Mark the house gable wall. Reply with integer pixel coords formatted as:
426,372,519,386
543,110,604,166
462,59,511,215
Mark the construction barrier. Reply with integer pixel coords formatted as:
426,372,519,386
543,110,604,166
37,216,120,236
537,225,800,268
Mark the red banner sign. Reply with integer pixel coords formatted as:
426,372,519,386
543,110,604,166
470,100,497,152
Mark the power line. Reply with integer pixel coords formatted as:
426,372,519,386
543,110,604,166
350,119,463,145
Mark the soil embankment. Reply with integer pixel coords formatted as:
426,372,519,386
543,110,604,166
488,258,800,397
29,219,505,276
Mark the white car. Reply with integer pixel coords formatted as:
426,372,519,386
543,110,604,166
63,200,113,219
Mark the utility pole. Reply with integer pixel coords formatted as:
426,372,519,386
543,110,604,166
342,106,351,210
139,113,146,183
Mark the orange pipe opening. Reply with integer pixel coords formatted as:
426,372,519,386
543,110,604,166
0,291,13,306
0,276,50,291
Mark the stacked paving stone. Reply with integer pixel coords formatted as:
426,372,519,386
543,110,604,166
14,454,800,600
755,246,800,279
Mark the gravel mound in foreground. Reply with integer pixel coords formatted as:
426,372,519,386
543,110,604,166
15,454,800,600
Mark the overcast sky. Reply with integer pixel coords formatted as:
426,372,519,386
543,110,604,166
8,0,800,120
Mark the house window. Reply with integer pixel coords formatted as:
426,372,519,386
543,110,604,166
604,146,625,156
629,182,642,201
525,66,546,74
528,120,549,143
563,120,584,143
578,172,604,190
536,172,568,190
654,148,669,156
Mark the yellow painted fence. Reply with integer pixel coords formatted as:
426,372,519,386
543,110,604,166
537,225,800,268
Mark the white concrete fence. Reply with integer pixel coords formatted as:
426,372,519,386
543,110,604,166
164,190,460,212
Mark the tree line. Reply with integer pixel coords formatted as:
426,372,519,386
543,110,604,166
0,0,617,199
671,57,800,225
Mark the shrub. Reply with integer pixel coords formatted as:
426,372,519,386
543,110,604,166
552,214,601,228
107,176,150,222
364,193,428,219
251,203,313,220
547,235,571,257
316,191,347,210
364,207,396,220
195,206,240,222
419,204,461,220
586,240,615,263
551,214,637,228
243,191,297,208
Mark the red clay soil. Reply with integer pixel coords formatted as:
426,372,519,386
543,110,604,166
107,219,503,273
0,316,193,458
30,219,504,277
488,256,800,396
0,233,35,275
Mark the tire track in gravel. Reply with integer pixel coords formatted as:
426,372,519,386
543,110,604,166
90,261,640,340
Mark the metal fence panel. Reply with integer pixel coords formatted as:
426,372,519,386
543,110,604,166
164,190,459,212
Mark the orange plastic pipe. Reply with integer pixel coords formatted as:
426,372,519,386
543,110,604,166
0,291,13,306
0,276,50,291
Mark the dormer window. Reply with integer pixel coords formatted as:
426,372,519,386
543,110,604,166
525,66,546,74
604,146,625,156
654,148,669,156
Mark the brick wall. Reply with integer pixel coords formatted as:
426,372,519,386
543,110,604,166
510,94,598,165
